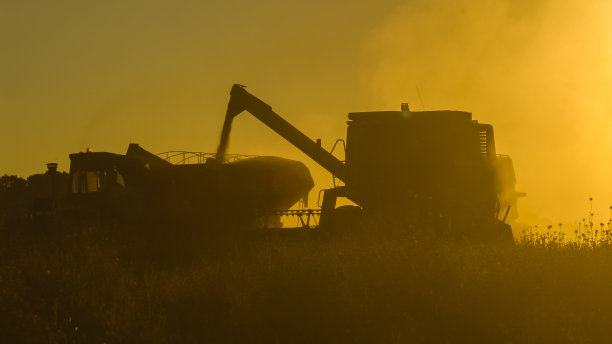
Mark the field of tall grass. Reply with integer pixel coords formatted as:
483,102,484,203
3,216,612,343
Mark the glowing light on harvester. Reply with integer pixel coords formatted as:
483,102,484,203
86,147,93,153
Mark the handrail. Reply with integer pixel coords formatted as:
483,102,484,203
156,151,258,165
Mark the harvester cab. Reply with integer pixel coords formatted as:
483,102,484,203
218,84,522,241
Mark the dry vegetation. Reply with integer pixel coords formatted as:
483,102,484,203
2,215,612,343
519,219,612,248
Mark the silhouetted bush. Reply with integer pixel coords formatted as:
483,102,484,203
0,175,29,228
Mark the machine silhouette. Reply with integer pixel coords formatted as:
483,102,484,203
23,85,521,242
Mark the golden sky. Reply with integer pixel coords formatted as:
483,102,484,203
1,0,611,225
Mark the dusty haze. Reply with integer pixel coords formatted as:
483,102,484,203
1,0,611,225
361,0,612,224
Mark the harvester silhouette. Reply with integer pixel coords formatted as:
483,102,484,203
218,84,522,241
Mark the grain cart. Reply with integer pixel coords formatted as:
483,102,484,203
67,144,313,226
217,84,521,241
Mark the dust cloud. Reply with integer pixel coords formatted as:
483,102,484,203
362,0,612,224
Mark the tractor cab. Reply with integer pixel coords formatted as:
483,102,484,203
67,149,137,217
69,150,128,195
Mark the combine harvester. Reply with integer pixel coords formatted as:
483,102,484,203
217,84,523,241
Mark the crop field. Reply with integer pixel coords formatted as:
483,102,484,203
2,217,612,343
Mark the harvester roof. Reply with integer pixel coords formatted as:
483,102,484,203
348,110,472,122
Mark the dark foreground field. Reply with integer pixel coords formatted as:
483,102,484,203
1,219,612,343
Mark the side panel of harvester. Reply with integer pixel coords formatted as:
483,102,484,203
493,154,523,225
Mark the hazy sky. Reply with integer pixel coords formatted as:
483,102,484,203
2,0,611,225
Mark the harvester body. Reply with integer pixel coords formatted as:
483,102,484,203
345,110,498,234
